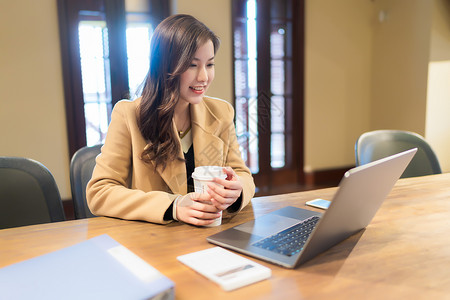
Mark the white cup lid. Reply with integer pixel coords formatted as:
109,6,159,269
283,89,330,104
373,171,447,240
192,166,226,181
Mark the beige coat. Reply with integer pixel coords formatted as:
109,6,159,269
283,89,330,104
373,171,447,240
86,96,255,224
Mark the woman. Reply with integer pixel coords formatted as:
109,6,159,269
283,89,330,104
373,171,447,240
86,14,255,226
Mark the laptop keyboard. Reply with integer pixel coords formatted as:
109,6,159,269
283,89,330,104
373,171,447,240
252,216,321,257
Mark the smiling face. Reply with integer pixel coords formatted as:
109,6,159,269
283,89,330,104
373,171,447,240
178,40,215,107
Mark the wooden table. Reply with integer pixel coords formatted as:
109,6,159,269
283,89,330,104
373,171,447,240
1,173,450,299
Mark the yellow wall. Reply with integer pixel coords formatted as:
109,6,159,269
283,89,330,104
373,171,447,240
426,0,450,172
1,0,448,200
370,0,432,133
304,0,374,171
0,0,71,198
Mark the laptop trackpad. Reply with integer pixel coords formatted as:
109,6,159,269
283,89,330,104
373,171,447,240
234,214,300,237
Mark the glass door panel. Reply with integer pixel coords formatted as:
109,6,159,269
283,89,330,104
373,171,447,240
234,0,259,173
78,15,112,147
126,12,152,99
232,0,304,192
78,11,152,146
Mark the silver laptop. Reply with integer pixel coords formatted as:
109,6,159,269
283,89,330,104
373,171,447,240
207,148,417,268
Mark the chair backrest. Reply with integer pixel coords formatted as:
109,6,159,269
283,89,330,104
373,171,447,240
355,130,442,178
0,157,65,229
70,144,102,219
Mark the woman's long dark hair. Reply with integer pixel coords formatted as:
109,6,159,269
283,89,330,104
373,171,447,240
138,14,220,170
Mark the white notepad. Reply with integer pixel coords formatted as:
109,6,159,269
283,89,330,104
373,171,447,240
177,247,271,291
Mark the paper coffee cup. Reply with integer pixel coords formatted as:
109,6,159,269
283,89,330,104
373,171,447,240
191,166,226,227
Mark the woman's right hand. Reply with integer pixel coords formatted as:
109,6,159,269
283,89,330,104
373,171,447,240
176,192,221,226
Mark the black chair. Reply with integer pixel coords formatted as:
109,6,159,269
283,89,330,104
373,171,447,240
0,157,65,229
70,144,102,219
355,130,442,178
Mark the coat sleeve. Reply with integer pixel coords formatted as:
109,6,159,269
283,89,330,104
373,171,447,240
86,101,177,224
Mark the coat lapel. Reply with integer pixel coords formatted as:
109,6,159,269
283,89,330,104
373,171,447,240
149,120,188,195
191,100,226,167
146,99,227,195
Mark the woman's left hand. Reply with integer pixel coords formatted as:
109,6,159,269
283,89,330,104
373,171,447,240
207,167,243,211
